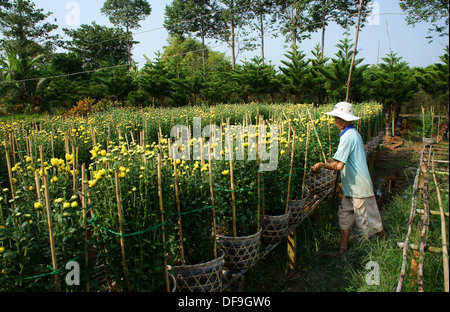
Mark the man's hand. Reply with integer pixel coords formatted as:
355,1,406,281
310,162,323,175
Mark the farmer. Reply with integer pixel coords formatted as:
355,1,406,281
311,102,384,258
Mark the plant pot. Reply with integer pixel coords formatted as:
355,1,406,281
217,228,261,271
168,249,225,292
260,209,290,244
288,198,307,225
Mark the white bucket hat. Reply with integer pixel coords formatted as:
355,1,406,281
325,102,360,122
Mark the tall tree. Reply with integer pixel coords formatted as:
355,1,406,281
415,47,449,139
101,0,152,65
274,0,321,56
318,38,368,103
370,51,418,137
216,0,252,69
63,22,133,70
309,0,372,55
164,0,223,73
0,0,59,60
399,0,449,41
247,0,278,63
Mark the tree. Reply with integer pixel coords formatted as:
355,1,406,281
92,65,137,104
318,38,368,103
101,0,152,65
279,50,315,103
415,47,449,139
309,43,329,105
274,0,321,56
309,0,373,55
0,52,49,111
164,0,223,73
369,51,418,137
0,0,60,59
399,0,449,41
247,0,278,63
63,22,133,70
215,0,252,69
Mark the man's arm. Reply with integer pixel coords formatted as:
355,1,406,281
311,158,344,174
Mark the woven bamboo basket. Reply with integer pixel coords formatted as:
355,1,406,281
306,168,338,196
260,209,291,244
217,228,261,270
288,198,307,225
169,249,225,292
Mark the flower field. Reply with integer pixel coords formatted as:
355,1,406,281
0,102,383,291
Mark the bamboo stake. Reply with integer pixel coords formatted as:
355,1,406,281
418,147,432,292
81,164,90,292
207,142,218,259
346,0,364,102
172,146,185,265
286,128,295,214
4,142,15,201
301,124,311,199
227,119,237,238
157,129,170,292
397,147,424,292
114,171,131,291
306,106,327,163
432,156,449,292
42,171,61,292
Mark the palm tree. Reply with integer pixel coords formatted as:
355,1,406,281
0,52,49,111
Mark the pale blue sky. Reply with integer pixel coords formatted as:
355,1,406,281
27,1,450,69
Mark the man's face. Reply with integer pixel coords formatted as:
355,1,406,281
334,117,347,130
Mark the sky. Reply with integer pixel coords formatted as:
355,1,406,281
23,1,450,70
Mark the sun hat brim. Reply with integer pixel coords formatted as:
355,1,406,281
325,111,360,122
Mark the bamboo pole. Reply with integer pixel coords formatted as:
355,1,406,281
157,129,170,292
114,171,131,291
207,142,218,259
81,164,90,292
432,157,449,292
397,147,424,292
172,146,185,265
227,120,237,238
346,0,364,102
42,169,61,292
4,141,15,201
306,106,327,163
418,147,432,292
286,128,295,214
301,124,311,199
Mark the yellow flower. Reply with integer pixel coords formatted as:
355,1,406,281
100,150,107,156
51,176,58,183
26,156,32,162
119,166,126,172
63,202,71,209
88,180,97,188
132,187,137,192
119,171,126,178
55,198,64,204
70,201,78,208
50,158,59,166
280,150,285,155
34,202,43,209
222,170,229,176
0,247,5,254
65,154,73,161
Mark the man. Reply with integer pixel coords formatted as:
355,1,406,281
311,102,384,258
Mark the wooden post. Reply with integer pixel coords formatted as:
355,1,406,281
207,142,218,259
114,171,131,291
172,146,185,265
81,164,90,292
42,171,61,292
227,121,237,238
157,129,170,292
